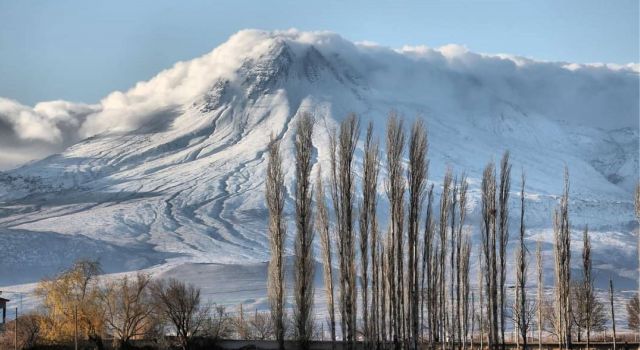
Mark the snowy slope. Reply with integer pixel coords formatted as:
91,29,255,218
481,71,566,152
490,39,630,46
0,29,637,293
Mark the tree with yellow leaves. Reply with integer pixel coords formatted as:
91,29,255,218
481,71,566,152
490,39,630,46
35,259,105,348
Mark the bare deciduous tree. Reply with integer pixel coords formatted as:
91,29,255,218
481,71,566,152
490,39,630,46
516,173,528,350
481,162,498,350
0,314,42,350
316,169,336,348
363,121,381,348
385,113,405,349
420,185,435,346
478,250,485,350
439,169,453,350
498,152,511,350
536,240,543,350
407,118,428,350
360,121,380,347
330,114,360,350
450,175,458,350
266,136,286,350
100,273,154,348
151,279,208,350
460,233,471,350
202,305,233,341
635,182,640,332
293,113,315,350
571,280,606,343
457,175,469,350
553,167,571,350
571,226,601,348
627,295,640,331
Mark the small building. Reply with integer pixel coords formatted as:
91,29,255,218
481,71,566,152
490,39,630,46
0,297,8,325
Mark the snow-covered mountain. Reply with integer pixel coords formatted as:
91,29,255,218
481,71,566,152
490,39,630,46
0,29,637,293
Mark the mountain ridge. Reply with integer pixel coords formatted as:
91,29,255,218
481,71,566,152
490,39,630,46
0,29,637,291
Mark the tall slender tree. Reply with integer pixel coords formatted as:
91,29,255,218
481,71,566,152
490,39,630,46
316,169,336,349
421,185,435,347
360,121,380,348
457,175,469,350
439,170,453,350
478,252,485,350
581,226,593,349
481,162,498,350
450,176,458,350
536,240,543,350
460,234,471,350
517,173,528,350
293,113,315,350
330,114,360,350
498,152,511,350
407,119,428,350
386,114,405,349
553,167,571,350
370,138,382,349
635,182,640,330
266,136,286,350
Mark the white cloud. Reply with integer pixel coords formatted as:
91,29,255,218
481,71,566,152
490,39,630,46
0,98,62,143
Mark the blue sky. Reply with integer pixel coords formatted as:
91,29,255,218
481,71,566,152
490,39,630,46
1,0,638,105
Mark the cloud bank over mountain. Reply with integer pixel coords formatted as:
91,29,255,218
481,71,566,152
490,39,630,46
0,29,637,169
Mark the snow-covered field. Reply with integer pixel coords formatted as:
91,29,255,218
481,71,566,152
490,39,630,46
0,30,637,319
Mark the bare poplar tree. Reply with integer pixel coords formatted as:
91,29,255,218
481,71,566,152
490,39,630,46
478,251,485,350
360,121,380,347
382,230,391,345
371,214,381,348
316,170,336,348
407,118,428,349
450,176,458,350
366,123,382,348
636,182,640,329
293,113,315,349
460,234,471,350
481,162,498,350
627,295,640,332
330,114,360,350
470,292,476,350
421,185,435,346
266,136,287,350
517,173,528,350
386,114,405,349
536,240,543,350
439,170,453,350
498,152,511,350
634,182,640,338
580,226,593,349
457,175,469,350
553,167,571,350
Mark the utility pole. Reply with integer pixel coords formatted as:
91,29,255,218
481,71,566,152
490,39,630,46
609,278,616,350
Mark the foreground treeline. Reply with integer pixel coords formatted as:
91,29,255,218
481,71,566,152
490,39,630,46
1,260,302,350
264,112,640,350
1,262,237,349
